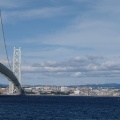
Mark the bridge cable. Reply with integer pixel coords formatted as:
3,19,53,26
0,10,12,70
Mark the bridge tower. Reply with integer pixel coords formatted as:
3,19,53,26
9,47,21,94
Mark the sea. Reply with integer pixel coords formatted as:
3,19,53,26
0,95,120,120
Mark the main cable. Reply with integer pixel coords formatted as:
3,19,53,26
0,10,12,70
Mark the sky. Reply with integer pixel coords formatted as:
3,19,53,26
0,0,120,85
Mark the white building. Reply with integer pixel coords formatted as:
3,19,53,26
61,87,69,92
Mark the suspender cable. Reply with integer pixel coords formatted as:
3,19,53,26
0,10,12,70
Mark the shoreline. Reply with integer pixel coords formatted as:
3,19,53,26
0,94,120,97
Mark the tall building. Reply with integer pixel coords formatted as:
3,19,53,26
9,47,21,94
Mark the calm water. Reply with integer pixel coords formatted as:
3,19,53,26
0,96,120,120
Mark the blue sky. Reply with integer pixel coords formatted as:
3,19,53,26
1,0,120,85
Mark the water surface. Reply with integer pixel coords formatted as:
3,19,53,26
0,95,120,120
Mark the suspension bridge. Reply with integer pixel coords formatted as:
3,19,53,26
0,11,24,95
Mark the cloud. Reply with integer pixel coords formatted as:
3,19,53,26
17,2,120,60
74,72,82,77
2,6,70,23
0,0,19,8
41,1,120,46
0,0,29,9
101,61,120,70
21,56,120,80
1,0,120,85
5,0,120,59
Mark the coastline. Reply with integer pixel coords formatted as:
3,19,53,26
0,94,120,98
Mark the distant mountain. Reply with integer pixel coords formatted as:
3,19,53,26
68,83,120,89
0,83,8,87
